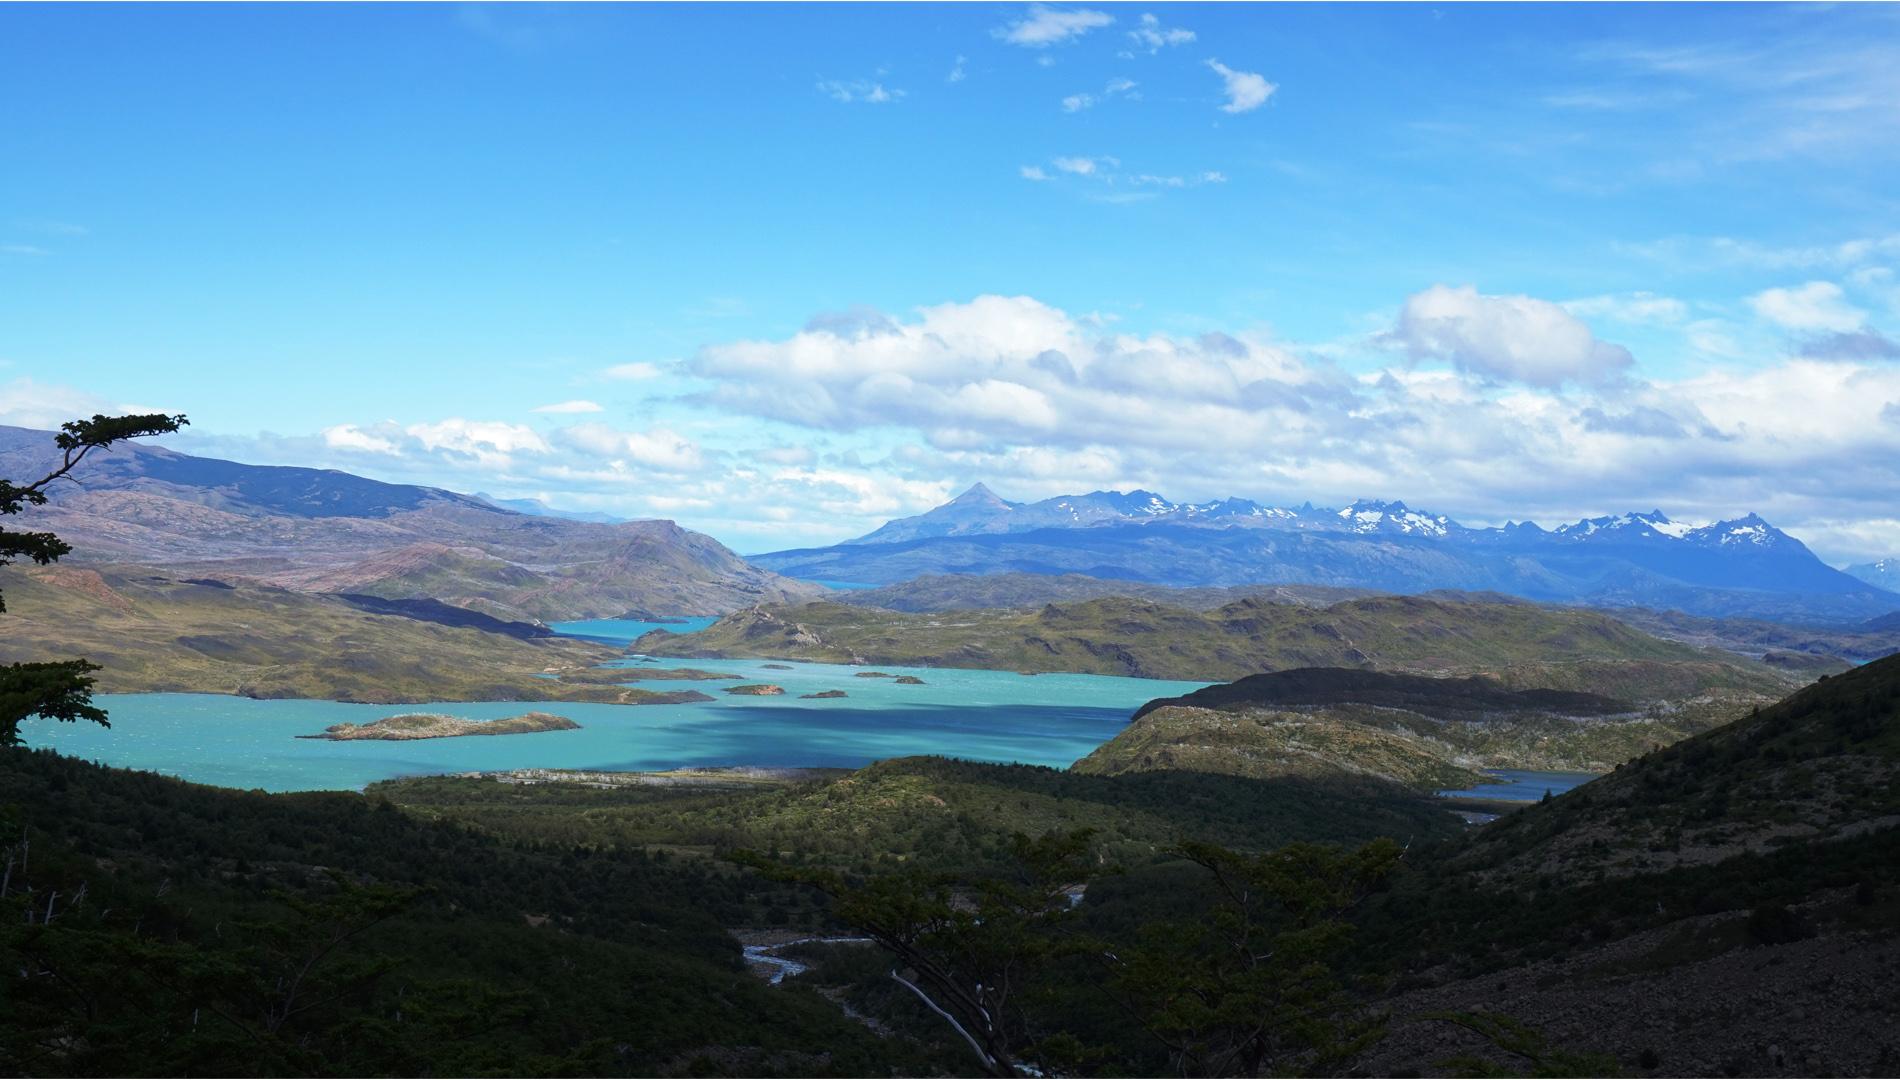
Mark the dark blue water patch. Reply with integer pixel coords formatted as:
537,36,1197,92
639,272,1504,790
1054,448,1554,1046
1438,769,1600,802
24,694,1149,792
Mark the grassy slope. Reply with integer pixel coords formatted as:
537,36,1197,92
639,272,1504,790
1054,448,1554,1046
1073,703,1491,788
1076,697,1761,781
0,565,706,705
639,594,1796,702
1076,667,1768,780
275,522,825,622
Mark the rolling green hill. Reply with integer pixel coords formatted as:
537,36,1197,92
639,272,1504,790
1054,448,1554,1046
637,594,1800,703
0,565,705,705
1074,668,1742,783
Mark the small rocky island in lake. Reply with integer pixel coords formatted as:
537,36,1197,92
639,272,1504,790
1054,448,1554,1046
725,683,786,696
854,671,894,678
893,675,925,685
762,663,794,670
800,689,847,699
301,712,580,741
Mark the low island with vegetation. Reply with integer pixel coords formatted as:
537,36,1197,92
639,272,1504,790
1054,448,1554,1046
301,711,581,741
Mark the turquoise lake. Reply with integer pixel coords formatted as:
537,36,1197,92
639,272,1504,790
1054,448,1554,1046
23,617,1211,792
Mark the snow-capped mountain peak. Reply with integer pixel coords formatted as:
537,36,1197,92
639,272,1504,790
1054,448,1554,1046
1557,510,1700,541
1695,513,1785,548
1336,498,1454,536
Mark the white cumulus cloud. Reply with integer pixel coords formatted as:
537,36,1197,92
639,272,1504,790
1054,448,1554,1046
1206,59,1275,113
531,399,605,414
1394,284,1636,387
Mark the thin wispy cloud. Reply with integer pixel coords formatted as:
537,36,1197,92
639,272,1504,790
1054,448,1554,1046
993,5,1113,48
9,219,88,236
1626,234,1900,273
1750,282,1867,333
1130,172,1226,188
817,78,906,104
603,362,665,380
1575,27,1900,163
1062,77,1138,112
1563,292,1689,326
947,54,967,83
1022,155,1223,199
531,399,605,414
1126,12,1195,54
454,4,573,51
1051,155,1108,175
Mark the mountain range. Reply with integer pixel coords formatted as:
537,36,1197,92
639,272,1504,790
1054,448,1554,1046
756,484,1900,625
0,425,816,621
9,424,1896,630
1848,557,1900,592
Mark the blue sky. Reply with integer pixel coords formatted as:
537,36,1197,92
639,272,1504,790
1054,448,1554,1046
4,3,1900,560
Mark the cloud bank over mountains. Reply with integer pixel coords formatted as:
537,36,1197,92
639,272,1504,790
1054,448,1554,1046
18,267,1892,561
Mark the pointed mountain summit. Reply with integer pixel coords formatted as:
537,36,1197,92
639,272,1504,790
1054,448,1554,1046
842,482,1023,546
948,482,1018,509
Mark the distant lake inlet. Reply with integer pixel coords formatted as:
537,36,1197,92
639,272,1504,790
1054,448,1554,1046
1438,769,1600,802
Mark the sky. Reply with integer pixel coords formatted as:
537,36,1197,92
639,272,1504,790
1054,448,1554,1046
4,2,1900,562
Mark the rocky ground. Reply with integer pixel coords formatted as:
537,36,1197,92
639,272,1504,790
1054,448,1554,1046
1362,901,1900,1077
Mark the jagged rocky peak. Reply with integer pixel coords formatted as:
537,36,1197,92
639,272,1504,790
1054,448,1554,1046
1552,509,1798,548
1558,509,1692,540
1335,498,1456,536
1120,489,1176,513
